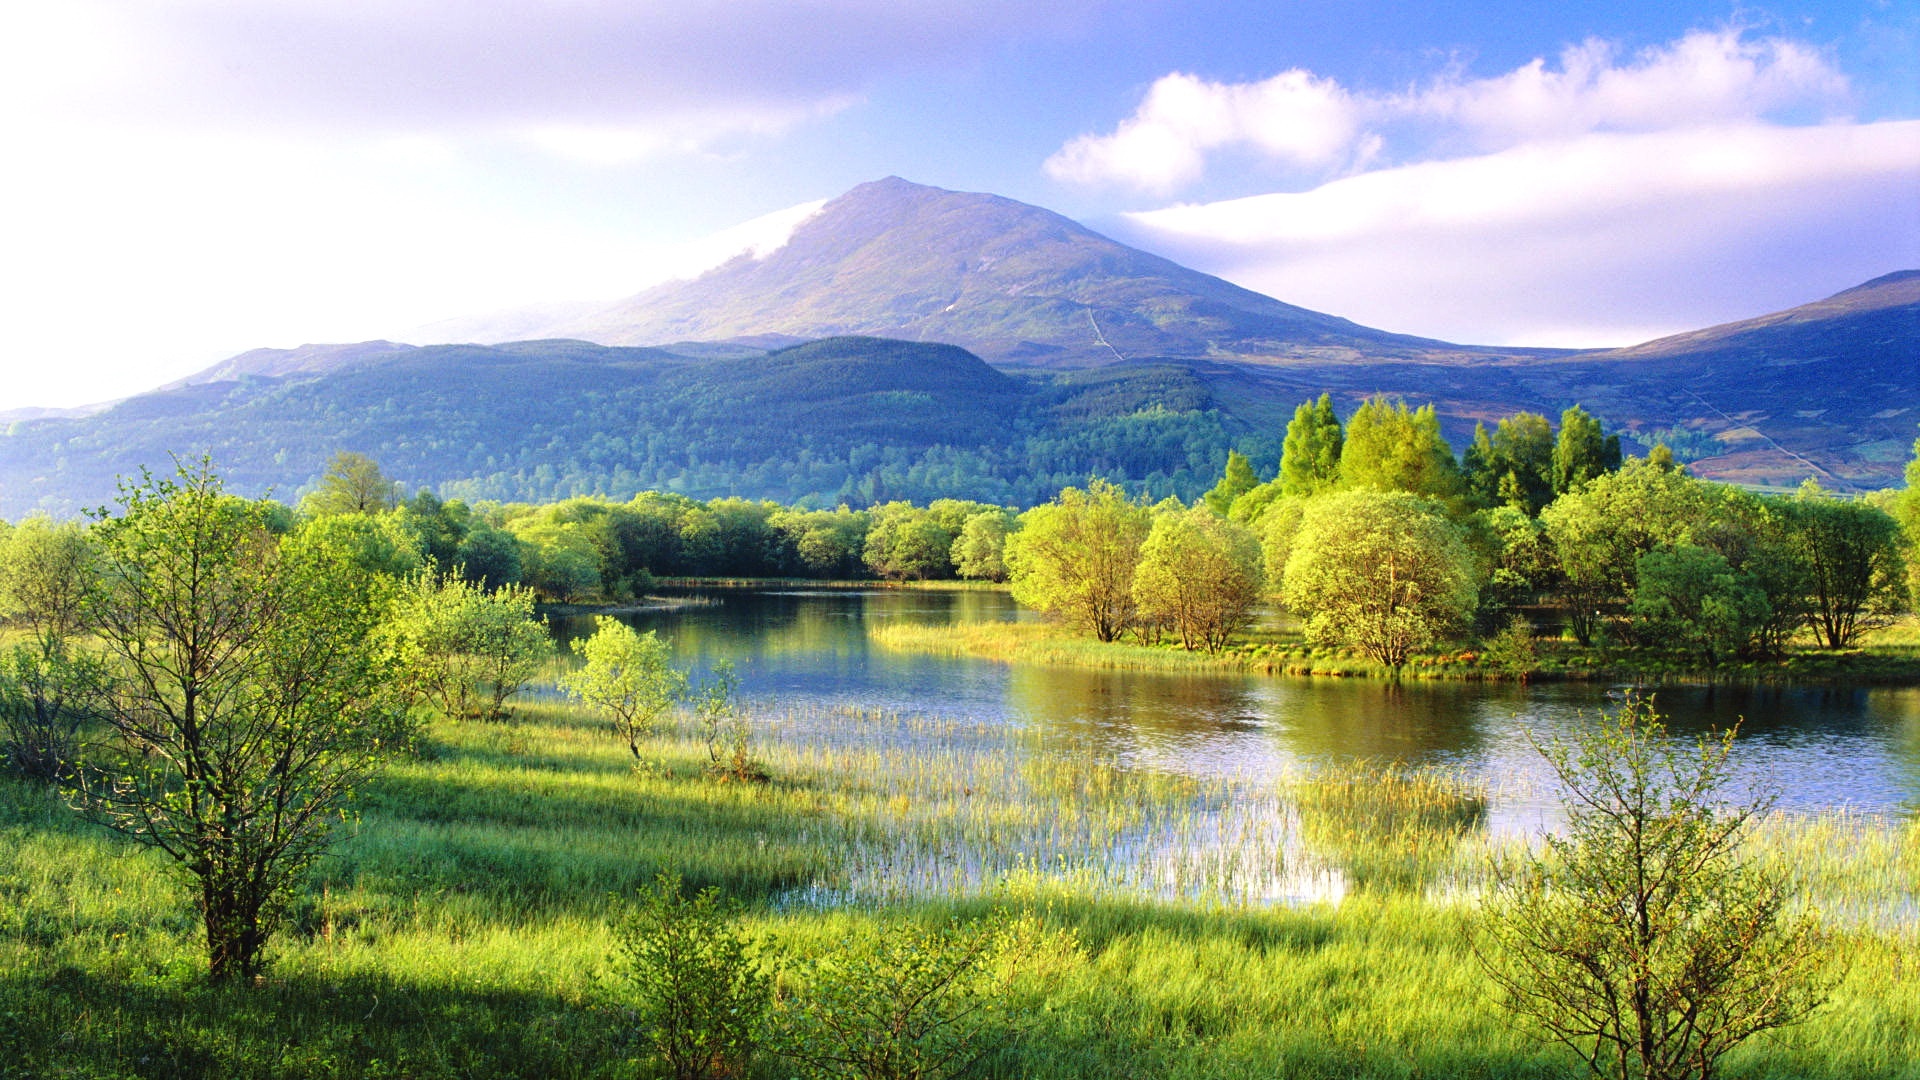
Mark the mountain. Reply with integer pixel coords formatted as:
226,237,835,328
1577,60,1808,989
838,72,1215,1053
528,177,1544,367
0,175,1911,517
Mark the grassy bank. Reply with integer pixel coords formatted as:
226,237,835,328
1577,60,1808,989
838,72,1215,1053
2,693,1916,1078
873,617,1920,686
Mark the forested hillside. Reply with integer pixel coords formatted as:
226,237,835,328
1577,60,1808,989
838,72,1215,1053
0,337,1290,518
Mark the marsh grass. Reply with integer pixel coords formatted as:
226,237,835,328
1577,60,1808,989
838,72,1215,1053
0,691,1916,1078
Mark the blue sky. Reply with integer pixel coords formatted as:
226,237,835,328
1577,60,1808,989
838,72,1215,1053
1,0,1915,410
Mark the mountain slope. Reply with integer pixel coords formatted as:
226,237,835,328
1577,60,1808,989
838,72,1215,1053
539,177,1533,367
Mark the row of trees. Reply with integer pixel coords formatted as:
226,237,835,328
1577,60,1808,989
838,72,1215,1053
0,460,561,980
1006,396,1917,668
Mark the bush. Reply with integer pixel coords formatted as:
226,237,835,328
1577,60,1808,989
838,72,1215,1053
772,910,1047,1080
613,871,770,1080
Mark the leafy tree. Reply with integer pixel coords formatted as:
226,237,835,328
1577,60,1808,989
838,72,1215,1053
294,510,425,579
509,514,605,601
455,523,525,589
390,570,548,721
1005,480,1152,643
1467,413,1556,513
1255,496,1309,596
951,509,1015,582
1550,404,1622,495
1337,396,1462,500
1540,459,1716,646
1470,504,1558,619
75,460,404,981
1278,393,1344,496
561,616,687,764
1132,503,1264,653
1282,490,1479,670
302,451,401,516
865,503,958,581
0,516,105,780
1780,484,1907,648
1479,696,1830,1080
1202,450,1261,515
1629,545,1770,664
614,871,770,1080
773,506,871,578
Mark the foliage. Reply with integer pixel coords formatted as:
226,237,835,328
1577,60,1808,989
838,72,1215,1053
0,516,101,780
0,637,104,782
1005,480,1152,643
1540,459,1716,645
772,910,1043,1080
301,450,400,516
1629,545,1771,665
1550,404,1623,495
1479,696,1831,1080
1780,485,1907,648
1466,412,1556,514
1338,396,1462,500
389,570,549,722
865,502,963,581
693,660,763,783
1278,393,1344,497
951,509,1015,582
613,870,771,1080
1281,490,1479,669
1486,614,1540,676
1202,450,1261,515
561,616,687,765
1131,503,1264,653
74,459,405,980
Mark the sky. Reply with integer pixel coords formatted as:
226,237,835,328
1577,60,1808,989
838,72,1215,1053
1,1,1915,412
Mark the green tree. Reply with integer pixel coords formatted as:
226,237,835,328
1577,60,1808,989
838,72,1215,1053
1281,490,1479,670
614,871,770,1080
1278,393,1344,496
951,509,1015,582
302,451,401,516
1132,503,1264,653
1005,480,1152,643
1628,545,1770,664
1551,404,1622,495
390,570,549,722
561,617,687,764
1202,450,1261,515
1479,696,1830,1080
772,506,871,578
1337,396,1462,500
76,460,404,981
864,503,958,581
1467,412,1557,513
1540,459,1716,646
0,516,106,780
1780,484,1907,648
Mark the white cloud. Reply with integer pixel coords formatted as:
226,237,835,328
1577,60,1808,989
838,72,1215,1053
1112,121,1920,347
1046,70,1361,192
1049,28,1853,192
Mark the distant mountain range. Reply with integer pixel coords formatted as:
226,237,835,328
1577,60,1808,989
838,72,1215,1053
0,178,1911,518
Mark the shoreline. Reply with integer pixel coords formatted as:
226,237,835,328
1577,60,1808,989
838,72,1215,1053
871,619,1920,688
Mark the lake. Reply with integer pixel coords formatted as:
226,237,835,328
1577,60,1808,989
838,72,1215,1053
549,588,1920,828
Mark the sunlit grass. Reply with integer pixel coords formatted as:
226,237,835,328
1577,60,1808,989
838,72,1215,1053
1,691,1916,1078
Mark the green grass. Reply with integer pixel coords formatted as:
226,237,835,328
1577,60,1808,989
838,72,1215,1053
1,695,1916,1079
873,616,1920,686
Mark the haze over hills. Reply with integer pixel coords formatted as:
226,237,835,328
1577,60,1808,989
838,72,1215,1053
0,177,1912,519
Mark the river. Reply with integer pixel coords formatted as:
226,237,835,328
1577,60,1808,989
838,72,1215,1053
548,588,1920,825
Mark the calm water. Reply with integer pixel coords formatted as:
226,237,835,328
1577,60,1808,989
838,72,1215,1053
550,589,1920,823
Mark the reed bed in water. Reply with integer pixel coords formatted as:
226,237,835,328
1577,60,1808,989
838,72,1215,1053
1,695,1916,1078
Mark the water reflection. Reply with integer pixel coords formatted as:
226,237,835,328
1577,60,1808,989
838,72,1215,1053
548,589,1920,816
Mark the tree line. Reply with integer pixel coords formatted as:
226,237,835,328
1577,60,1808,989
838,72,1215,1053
1004,395,1918,667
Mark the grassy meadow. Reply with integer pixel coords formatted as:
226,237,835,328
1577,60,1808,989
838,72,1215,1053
2,693,1917,1079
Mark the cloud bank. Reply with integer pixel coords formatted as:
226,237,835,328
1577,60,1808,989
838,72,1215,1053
1056,29,1918,346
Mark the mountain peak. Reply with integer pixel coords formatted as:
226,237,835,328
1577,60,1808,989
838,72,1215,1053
538,178,1460,366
